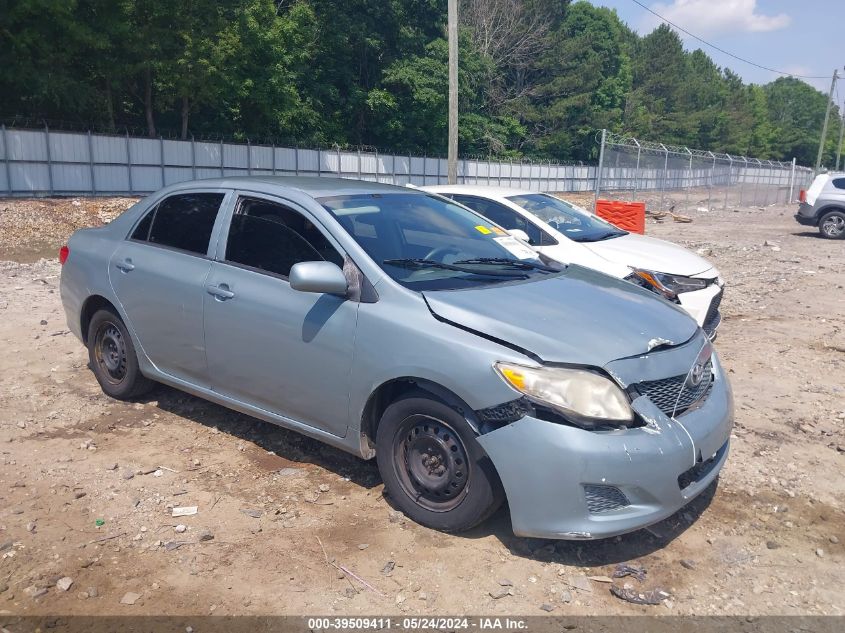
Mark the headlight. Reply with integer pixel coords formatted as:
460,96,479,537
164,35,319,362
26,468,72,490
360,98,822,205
494,362,633,426
630,269,708,300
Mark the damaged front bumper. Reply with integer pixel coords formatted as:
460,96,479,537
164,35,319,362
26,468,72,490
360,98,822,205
477,353,733,540
676,281,722,337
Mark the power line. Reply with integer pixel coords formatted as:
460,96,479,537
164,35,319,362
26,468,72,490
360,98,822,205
628,0,830,80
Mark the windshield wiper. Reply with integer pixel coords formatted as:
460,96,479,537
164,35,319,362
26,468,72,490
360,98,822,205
383,258,528,278
593,231,625,241
569,231,622,242
453,257,559,272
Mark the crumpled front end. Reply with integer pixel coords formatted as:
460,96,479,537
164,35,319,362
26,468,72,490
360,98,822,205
477,332,733,540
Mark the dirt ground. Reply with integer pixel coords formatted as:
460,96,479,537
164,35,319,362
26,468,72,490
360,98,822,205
0,193,843,618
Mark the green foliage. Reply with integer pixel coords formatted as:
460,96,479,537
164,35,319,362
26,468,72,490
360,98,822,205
764,77,841,165
0,0,839,164
524,1,635,159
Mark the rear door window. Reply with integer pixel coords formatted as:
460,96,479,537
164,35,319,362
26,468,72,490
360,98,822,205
135,192,225,255
225,197,343,278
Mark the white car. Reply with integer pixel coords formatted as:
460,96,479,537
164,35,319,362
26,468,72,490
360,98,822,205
423,185,724,338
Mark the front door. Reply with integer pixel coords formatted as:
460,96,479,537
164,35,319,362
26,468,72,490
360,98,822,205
203,194,357,437
109,191,227,387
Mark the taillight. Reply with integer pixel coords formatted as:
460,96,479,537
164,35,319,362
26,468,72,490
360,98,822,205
799,189,806,203
59,245,69,265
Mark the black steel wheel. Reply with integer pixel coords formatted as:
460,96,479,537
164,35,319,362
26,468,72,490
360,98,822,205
93,322,128,385
87,308,153,400
394,415,471,512
376,394,503,532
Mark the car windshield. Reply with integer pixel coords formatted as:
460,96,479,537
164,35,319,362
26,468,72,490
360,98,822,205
507,194,627,242
320,193,561,290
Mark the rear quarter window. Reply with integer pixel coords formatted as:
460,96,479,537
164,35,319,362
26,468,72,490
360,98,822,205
130,208,154,241
832,178,845,190
135,193,224,255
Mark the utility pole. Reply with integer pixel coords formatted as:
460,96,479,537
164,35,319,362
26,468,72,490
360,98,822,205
815,69,840,172
447,0,458,184
836,111,845,171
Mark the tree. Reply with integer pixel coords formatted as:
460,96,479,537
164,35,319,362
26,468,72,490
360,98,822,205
371,33,524,155
521,2,632,159
0,0,97,121
626,25,691,144
161,1,233,139
460,0,563,111
0,0,839,164
765,77,839,166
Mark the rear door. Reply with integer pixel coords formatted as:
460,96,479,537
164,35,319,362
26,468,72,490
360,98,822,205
202,192,357,437
109,190,230,388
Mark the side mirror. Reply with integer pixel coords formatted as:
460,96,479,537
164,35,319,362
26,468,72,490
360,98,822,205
289,261,348,296
508,228,531,243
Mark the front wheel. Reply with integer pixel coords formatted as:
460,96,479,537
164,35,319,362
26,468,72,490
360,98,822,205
819,210,845,239
87,309,153,400
375,395,503,532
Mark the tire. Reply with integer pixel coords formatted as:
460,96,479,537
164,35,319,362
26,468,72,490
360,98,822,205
87,308,153,400
375,394,503,532
819,210,845,239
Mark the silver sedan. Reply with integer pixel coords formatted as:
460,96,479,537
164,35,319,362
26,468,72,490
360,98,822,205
60,177,732,539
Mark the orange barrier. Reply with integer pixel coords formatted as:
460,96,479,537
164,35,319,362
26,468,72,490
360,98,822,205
595,199,646,234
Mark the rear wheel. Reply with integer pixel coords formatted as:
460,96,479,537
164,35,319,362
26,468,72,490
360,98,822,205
376,394,503,532
87,309,153,400
819,210,845,239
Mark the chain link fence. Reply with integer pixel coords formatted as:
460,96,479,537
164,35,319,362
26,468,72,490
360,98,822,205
594,130,815,212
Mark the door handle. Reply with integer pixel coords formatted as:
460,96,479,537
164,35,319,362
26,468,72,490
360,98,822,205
115,258,135,272
206,283,235,300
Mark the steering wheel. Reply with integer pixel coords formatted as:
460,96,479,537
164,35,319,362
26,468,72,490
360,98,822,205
423,245,461,262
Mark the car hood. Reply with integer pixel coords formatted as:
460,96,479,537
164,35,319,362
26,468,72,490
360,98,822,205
536,241,632,279
583,234,715,277
422,265,699,366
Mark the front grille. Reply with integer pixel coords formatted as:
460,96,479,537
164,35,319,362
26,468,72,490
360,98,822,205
702,290,723,338
584,484,630,514
637,359,713,417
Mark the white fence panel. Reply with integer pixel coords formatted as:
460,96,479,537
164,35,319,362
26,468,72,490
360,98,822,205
223,144,248,170
297,149,319,174
3,126,807,200
0,130,6,192
10,163,50,192
52,163,92,192
8,129,48,161
94,164,130,192
129,137,162,166
163,139,191,166
51,131,90,163
195,142,222,168
250,145,273,171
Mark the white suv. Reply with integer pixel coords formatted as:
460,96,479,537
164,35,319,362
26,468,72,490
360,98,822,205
423,185,724,338
794,172,845,239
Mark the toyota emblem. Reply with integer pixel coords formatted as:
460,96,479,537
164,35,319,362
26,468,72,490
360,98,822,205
688,362,705,387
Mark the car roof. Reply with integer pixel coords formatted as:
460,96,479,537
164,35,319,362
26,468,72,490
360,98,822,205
163,176,419,199
422,184,538,198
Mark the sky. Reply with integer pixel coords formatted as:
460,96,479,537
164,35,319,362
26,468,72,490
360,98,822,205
585,0,845,99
